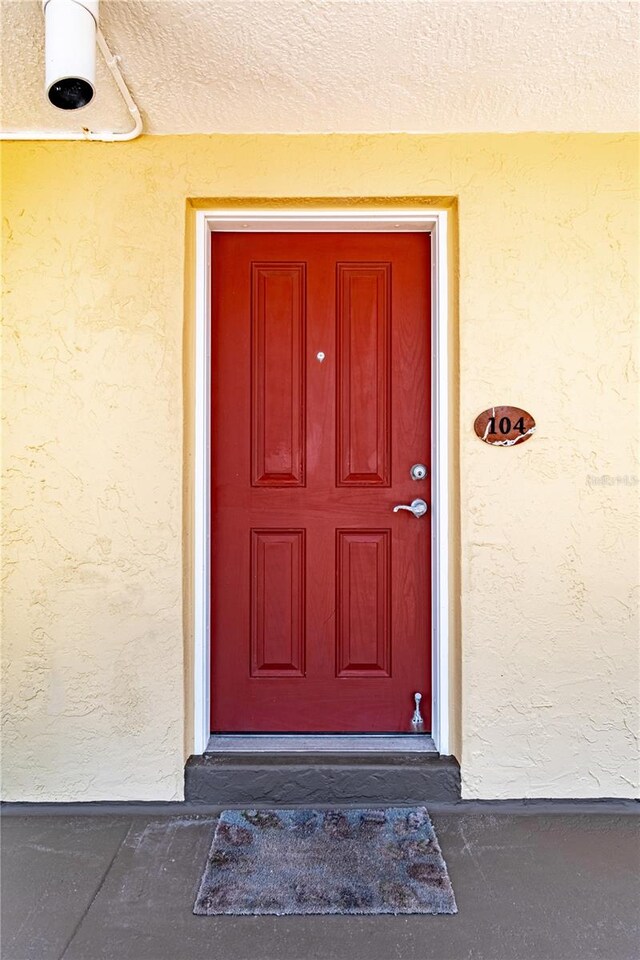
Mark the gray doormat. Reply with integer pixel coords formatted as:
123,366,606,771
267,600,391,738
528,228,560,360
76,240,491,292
193,807,457,916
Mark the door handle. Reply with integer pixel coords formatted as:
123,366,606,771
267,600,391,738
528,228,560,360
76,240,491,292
393,498,428,518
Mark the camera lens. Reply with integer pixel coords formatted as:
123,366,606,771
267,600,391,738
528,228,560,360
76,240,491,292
47,77,94,110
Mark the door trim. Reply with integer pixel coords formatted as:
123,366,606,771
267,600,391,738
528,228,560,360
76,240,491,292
192,207,452,754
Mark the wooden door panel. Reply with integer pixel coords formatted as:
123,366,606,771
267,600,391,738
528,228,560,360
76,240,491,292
250,529,305,678
211,232,431,733
336,263,391,486
336,529,391,677
251,263,306,486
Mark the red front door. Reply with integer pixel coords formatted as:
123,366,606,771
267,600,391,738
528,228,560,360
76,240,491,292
211,232,431,732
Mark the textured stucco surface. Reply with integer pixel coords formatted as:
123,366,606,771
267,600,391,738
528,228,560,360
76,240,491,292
2,134,639,801
2,1,639,136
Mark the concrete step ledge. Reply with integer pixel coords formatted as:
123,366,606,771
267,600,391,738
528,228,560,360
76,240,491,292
2,797,638,816
184,753,461,805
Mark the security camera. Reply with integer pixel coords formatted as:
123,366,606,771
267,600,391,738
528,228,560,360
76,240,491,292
43,0,99,110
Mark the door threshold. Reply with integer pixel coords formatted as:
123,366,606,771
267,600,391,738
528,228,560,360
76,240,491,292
206,734,438,755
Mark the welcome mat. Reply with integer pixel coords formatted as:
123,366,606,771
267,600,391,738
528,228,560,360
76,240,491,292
193,807,457,916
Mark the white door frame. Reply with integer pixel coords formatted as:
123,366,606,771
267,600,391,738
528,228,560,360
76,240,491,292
192,207,452,755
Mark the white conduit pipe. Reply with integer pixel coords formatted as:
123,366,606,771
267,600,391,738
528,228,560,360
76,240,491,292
1,29,143,142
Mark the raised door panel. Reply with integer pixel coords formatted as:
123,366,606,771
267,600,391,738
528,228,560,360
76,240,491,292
336,263,391,486
336,529,391,677
250,529,306,677
251,263,306,486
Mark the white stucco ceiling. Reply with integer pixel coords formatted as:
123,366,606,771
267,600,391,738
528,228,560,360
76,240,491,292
1,0,639,136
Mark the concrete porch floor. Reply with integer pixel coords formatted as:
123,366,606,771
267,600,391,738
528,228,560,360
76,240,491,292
1,805,639,960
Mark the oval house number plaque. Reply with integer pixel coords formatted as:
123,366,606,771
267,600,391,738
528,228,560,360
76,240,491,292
474,406,536,446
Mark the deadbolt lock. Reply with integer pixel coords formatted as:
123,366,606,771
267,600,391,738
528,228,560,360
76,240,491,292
410,463,428,480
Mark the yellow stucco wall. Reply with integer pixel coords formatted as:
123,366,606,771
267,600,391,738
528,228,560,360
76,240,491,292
2,134,638,801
